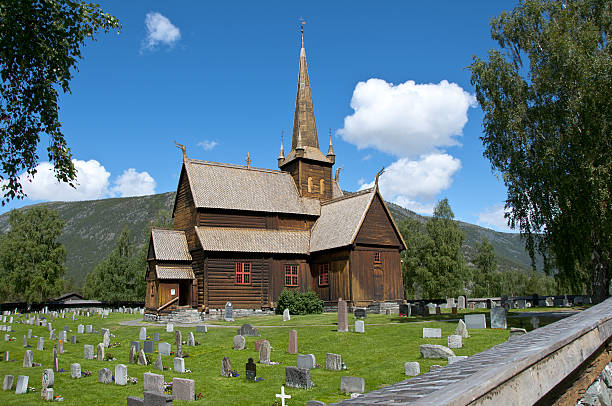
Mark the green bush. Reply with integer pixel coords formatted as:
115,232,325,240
276,289,323,315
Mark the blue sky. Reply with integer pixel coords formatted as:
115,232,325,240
4,1,519,232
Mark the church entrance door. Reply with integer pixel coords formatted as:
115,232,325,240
373,266,383,301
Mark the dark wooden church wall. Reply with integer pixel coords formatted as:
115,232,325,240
190,249,205,311
354,194,402,247
350,246,403,304
173,169,197,249
268,257,311,305
296,161,333,203
310,249,350,302
197,210,315,232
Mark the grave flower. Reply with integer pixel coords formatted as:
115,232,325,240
196,393,204,400
127,376,138,385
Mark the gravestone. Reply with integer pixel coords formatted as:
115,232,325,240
283,308,291,321
53,345,59,371
354,308,366,319
196,325,207,333
41,368,54,399
446,298,456,308
166,323,174,333
337,299,348,332
15,375,29,395
98,368,112,384
84,345,94,360
143,372,164,393
27,329,32,339
70,363,81,379
259,340,271,364
221,356,231,377
143,391,173,405
490,307,507,329
154,353,163,371
96,343,105,361
245,357,256,381
404,361,420,376
144,340,154,354
448,355,469,364
86,325,92,333
187,332,195,346
340,376,365,394
139,327,147,341
436,306,441,315
174,357,185,373
3,351,8,362
255,339,266,352
71,335,77,344
129,345,136,364
285,366,313,389
152,332,160,342
158,342,171,356
447,334,462,349
115,364,127,385
101,329,110,348
288,330,298,354
3,375,14,391
516,299,527,309
138,349,148,366
130,341,140,353
233,335,246,350
37,337,44,350
452,307,458,315
422,328,442,338
427,305,437,315
64,325,69,332
545,297,554,307
237,324,260,337
175,330,183,357
399,304,410,316
325,353,342,371
355,320,365,333
297,354,316,369
224,302,234,321
464,314,486,329
173,377,195,401
419,344,455,359
23,350,33,367
455,320,469,338
23,335,27,348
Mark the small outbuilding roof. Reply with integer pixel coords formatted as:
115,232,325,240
155,265,195,280
151,229,192,261
195,226,310,254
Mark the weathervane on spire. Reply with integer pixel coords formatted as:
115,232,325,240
245,152,252,168
300,18,306,48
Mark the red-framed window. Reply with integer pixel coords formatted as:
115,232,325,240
235,262,251,285
374,252,381,263
318,263,329,287
284,265,299,287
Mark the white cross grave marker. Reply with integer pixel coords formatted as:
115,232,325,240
276,385,291,406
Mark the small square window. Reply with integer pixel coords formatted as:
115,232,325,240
236,262,251,285
374,252,381,263
318,264,329,286
285,265,299,287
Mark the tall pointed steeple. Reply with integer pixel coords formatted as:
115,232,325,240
291,27,318,150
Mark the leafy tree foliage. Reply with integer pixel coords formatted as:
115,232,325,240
469,0,611,302
399,217,427,299
472,238,498,296
83,227,144,302
0,0,120,203
0,207,66,302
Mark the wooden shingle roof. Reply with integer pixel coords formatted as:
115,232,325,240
184,159,320,216
155,265,195,280
195,226,310,254
151,229,192,261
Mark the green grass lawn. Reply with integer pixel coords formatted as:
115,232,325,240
0,309,567,405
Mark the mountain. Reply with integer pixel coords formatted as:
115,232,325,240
0,191,538,286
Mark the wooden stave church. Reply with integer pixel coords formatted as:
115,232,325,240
145,33,406,315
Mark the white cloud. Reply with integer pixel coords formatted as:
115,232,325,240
198,140,218,151
143,12,181,50
111,168,156,197
477,204,515,232
337,78,476,157
20,159,111,201
362,154,372,161
359,153,461,215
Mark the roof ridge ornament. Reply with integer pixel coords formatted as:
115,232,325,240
375,166,385,189
245,152,252,169
174,140,187,162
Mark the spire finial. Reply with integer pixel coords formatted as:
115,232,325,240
278,131,285,159
300,19,305,49
327,128,335,156
245,152,252,168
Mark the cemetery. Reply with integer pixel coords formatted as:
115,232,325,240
0,302,584,405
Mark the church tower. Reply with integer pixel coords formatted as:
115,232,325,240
278,29,335,203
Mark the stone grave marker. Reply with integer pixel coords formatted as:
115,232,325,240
399,304,410,316
233,335,246,350
436,306,442,315
27,329,32,339
130,341,140,353
516,299,526,309
419,344,455,359
71,335,77,344
86,325,92,333
355,320,365,333
175,330,183,357
96,343,105,361
23,350,33,367
196,325,207,333
325,353,342,371
36,337,44,351
237,324,260,337
354,308,366,318
221,356,231,377
297,354,316,369
448,355,469,364
340,376,365,394
285,366,313,389
158,342,171,356
53,345,59,371
144,340,154,353
283,308,290,321
255,339,265,352
129,345,136,364
224,302,234,321
452,307,458,315
153,332,160,342
139,327,147,341
446,298,456,308
422,328,442,338
455,319,469,338
15,375,29,395
137,349,147,366
490,307,507,329
166,323,174,333
41,368,54,399
70,363,81,379
115,364,127,385
187,332,195,346
464,314,486,329
288,330,298,354
404,361,420,376
154,353,163,371
245,357,256,381
259,340,271,364
143,391,173,405
173,377,195,401
3,375,14,391
3,351,8,362
447,335,462,349
338,299,348,332
98,368,112,384
545,297,554,307
22,335,27,348
174,357,185,373
102,329,110,347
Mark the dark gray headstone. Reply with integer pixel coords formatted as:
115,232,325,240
196,325,207,333
127,396,145,406
153,332,160,342
285,366,313,389
144,340,154,353
490,307,507,329
224,302,234,321
237,324,259,337
221,356,231,377
71,335,77,344
245,357,256,381
353,308,366,319
143,391,173,405
399,304,410,316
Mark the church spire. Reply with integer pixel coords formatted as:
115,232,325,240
291,25,318,150
326,128,335,164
